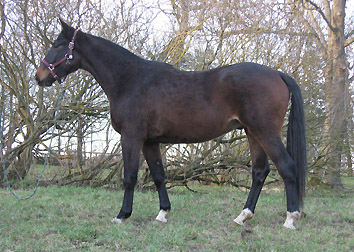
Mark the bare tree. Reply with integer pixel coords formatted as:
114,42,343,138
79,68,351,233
0,0,112,181
290,0,354,187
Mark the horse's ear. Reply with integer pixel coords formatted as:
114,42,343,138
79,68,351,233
58,18,75,39
59,18,70,30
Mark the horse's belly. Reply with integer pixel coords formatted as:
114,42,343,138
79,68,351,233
148,117,244,144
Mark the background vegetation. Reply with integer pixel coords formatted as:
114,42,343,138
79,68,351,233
0,0,354,190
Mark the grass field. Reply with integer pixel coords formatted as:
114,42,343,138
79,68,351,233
0,184,353,251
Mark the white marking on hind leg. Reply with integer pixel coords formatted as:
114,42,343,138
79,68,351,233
234,208,254,225
111,217,124,224
283,211,301,230
155,210,169,223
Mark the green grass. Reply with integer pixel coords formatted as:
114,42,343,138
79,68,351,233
0,186,353,251
342,176,354,188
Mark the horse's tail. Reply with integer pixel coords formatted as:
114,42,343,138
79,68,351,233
279,71,307,207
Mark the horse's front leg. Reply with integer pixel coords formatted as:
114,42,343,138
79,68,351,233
143,142,171,223
112,135,143,223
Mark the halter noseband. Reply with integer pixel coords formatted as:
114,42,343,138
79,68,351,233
42,29,79,84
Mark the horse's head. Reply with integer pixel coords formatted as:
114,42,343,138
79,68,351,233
36,19,81,86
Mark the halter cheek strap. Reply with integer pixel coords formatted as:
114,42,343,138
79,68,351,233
42,29,79,83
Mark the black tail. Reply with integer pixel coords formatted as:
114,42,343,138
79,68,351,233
279,72,307,207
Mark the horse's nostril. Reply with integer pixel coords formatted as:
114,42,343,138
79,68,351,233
35,75,40,83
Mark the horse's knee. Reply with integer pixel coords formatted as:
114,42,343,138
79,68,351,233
153,174,165,187
123,175,137,190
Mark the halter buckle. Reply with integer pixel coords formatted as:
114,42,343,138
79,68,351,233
65,53,73,60
68,41,74,50
48,64,55,71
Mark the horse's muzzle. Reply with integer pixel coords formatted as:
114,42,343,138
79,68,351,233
35,67,54,86
35,75,53,87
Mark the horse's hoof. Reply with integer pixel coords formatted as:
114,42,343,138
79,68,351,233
283,223,296,230
111,217,124,224
283,211,301,230
233,208,253,225
155,209,169,223
233,218,245,226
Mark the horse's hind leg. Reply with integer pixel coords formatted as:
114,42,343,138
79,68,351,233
234,131,270,225
143,142,171,223
249,130,301,229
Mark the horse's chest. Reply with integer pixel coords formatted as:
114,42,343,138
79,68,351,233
110,112,123,133
109,100,143,134
109,105,128,134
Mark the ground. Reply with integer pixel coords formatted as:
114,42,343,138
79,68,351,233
0,184,353,251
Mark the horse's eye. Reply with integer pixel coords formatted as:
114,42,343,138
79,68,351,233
53,40,66,48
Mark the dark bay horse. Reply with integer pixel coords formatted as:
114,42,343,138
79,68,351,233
36,20,306,229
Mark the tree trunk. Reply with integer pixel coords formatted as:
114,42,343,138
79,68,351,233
323,0,347,188
14,143,34,179
77,115,84,168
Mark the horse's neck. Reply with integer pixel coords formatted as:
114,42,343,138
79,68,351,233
77,33,141,99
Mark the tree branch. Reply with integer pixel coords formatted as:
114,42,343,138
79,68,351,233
304,0,335,32
344,36,354,47
346,29,354,40
307,3,327,46
349,75,354,84
0,1,5,39
295,10,328,59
